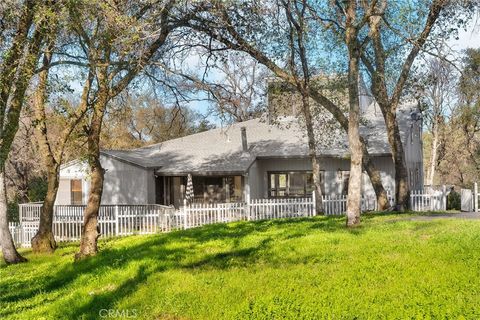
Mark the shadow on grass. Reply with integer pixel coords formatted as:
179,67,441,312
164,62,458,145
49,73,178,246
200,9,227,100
0,218,318,309
53,234,276,319
55,264,152,320
0,213,411,318
184,237,274,270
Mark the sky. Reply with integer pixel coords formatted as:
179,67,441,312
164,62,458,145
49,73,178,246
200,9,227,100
188,17,480,126
447,19,480,52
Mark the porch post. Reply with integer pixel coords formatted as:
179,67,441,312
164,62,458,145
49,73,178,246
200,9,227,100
225,178,230,203
243,173,251,203
243,173,251,221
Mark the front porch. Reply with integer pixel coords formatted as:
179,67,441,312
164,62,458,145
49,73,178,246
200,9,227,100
155,169,322,209
155,175,245,208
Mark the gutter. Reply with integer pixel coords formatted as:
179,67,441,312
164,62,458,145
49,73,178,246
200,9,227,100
154,170,247,176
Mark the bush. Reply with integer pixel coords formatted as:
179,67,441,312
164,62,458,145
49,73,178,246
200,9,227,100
447,190,461,210
7,177,47,222
7,201,19,222
27,177,48,202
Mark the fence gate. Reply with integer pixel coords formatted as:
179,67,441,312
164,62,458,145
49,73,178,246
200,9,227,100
461,188,473,212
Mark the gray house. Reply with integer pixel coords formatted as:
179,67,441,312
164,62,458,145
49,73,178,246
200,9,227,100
56,98,423,208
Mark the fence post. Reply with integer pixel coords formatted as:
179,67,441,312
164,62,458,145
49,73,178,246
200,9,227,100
312,191,316,215
442,185,447,211
430,188,434,211
183,199,188,229
115,205,119,236
473,182,478,212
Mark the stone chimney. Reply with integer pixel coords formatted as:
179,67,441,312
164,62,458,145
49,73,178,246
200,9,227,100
241,127,248,152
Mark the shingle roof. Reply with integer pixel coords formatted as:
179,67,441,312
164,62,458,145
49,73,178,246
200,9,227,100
101,100,419,174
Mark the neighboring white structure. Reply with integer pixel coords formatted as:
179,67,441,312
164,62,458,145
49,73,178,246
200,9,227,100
57,161,90,205
57,99,423,208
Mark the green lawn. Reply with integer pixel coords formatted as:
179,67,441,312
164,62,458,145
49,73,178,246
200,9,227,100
1,213,480,319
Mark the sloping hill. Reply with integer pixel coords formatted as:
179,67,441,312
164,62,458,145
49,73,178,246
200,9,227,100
1,214,480,319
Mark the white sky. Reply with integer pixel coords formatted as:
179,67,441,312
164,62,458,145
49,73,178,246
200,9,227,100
447,19,480,52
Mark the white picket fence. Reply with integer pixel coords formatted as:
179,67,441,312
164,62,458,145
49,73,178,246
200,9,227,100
8,222,32,247
178,196,354,229
248,198,315,220
466,182,480,212
410,189,446,211
10,189,446,247
13,204,175,247
164,190,439,230
181,202,245,228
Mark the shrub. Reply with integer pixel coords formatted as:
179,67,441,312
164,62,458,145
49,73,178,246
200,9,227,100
447,190,461,210
7,201,19,222
8,177,47,222
27,177,48,202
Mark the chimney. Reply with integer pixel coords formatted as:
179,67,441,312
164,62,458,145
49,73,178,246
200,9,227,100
241,127,248,152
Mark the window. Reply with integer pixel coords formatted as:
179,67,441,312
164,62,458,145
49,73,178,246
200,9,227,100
191,176,243,203
289,172,306,196
71,179,83,205
268,171,324,198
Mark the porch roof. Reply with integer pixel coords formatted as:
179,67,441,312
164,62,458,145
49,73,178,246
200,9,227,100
101,101,417,174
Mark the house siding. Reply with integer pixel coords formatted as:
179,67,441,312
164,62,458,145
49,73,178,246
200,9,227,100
56,179,72,205
101,155,154,204
57,155,155,205
403,115,424,190
246,161,261,201
363,157,396,195
56,161,90,205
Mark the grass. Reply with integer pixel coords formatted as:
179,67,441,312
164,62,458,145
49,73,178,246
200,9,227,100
1,212,480,319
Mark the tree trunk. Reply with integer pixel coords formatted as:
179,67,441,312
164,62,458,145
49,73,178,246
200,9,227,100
346,130,363,226
345,6,362,226
427,124,439,186
31,38,58,253
361,138,391,210
0,2,45,263
75,161,103,260
311,155,323,214
364,0,439,212
385,110,410,211
75,90,108,260
308,90,390,210
31,168,58,253
0,168,27,264
302,95,324,214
